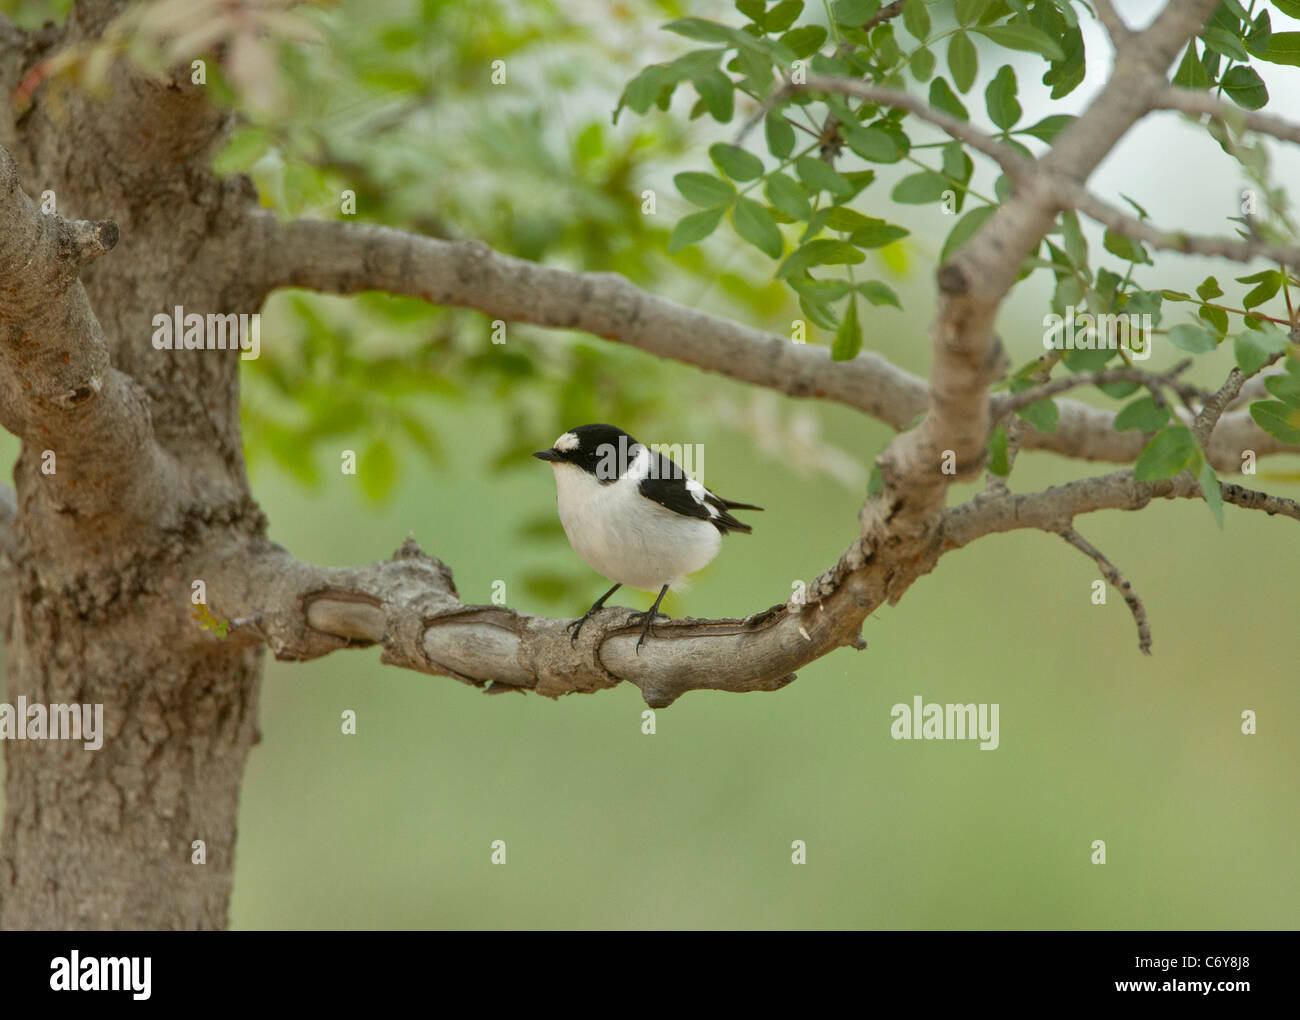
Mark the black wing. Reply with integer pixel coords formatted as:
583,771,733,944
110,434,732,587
637,449,762,535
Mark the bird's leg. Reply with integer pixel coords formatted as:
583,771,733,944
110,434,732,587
567,582,622,645
628,584,671,654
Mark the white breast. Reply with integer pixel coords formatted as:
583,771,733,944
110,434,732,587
551,464,722,591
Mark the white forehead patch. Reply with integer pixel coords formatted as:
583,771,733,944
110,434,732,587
553,431,580,452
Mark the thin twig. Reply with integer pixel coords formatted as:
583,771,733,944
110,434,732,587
995,360,1195,416
1057,527,1152,654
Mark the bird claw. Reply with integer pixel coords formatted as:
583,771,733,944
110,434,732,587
625,609,669,654
566,613,595,646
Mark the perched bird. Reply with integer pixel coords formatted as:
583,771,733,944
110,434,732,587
533,423,762,651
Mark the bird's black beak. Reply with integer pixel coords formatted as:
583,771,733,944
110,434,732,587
532,449,562,462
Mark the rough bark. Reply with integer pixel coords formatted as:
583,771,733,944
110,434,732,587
0,3,267,929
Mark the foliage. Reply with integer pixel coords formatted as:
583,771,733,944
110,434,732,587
622,0,1300,525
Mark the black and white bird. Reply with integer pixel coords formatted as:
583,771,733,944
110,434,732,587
533,423,762,651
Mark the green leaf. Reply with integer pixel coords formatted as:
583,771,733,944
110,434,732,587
664,18,741,44
832,295,862,360
675,172,735,207
1239,269,1282,308
910,45,936,81
667,206,726,252
1246,11,1272,57
1043,24,1086,99
848,220,909,248
1173,40,1210,88
941,141,973,212
1021,114,1074,142
1264,358,1300,406
1102,229,1151,265
867,462,884,496
780,25,829,58
618,65,668,118
832,0,878,25
709,142,764,181
857,280,901,308
1250,400,1300,443
765,0,805,32
974,24,1064,61
903,0,931,40
1196,276,1223,300
928,77,969,120
1134,426,1199,481
1167,323,1219,353
1060,210,1087,267
948,31,978,93
987,423,1010,475
956,0,991,24
985,65,1021,130
940,205,997,262
1197,457,1224,528
842,122,901,162
891,171,949,204
360,438,397,502
693,69,735,122
732,198,784,259
1259,31,1300,66
777,239,866,278
1233,323,1288,375
1199,304,1229,335
1114,395,1170,432
795,155,854,196
765,113,796,158
1017,399,1059,433
1202,26,1250,62
764,173,812,220
1221,66,1268,109
1272,0,1300,17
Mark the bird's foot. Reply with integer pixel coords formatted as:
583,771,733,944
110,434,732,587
625,609,670,654
566,610,601,646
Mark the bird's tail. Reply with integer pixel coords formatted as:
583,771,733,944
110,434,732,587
721,499,764,512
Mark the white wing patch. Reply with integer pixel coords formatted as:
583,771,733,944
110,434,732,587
553,431,580,452
686,478,719,517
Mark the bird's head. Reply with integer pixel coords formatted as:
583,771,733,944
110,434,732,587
532,423,642,482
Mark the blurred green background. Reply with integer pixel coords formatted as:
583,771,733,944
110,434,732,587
1,0,1298,928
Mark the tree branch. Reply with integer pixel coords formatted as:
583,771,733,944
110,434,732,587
874,0,1228,531
788,74,1032,178
1151,85,1300,147
1092,0,1131,44
250,212,1299,472
249,213,930,429
1070,187,1300,267
1057,526,1151,654
0,145,182,533
212,535,900,709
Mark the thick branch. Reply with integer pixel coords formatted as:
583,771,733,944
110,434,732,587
249,213,929,429
0,145,182,532
211,535,900,709
249,214,1296,473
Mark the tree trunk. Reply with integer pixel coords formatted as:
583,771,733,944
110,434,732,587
0,1,270,929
